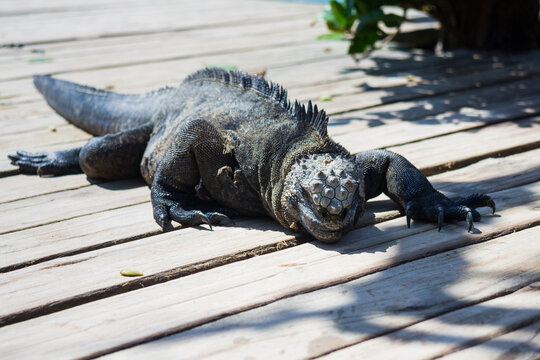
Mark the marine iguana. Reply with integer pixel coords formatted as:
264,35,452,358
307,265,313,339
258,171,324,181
9,68,495,243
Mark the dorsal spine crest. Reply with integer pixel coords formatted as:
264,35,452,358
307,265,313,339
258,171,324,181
184,68,329,142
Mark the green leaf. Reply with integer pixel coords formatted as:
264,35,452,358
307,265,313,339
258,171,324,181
320,6,346,32
28,57,52,63
344,0,355,16
348,28,379,54
329,0,349,28
356,9,385,32
382,13,404,28
354,0,368,16
207,64,238,70
120,269,143,277
317,33,347,40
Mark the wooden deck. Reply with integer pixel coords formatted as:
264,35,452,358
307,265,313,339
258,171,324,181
1,0,539,358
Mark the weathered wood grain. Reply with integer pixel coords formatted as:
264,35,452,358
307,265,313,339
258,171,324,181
429,148,540,195
0,18,326,82
386,117,540,175
292,52,532,103
0,182,537,358
0,40,347,106
0,178,149,234
0,1,319,45
101,231,540,360
328,74,540,135
0,173,93,204
439,320,540,360
332,95,540,152
316,56,540,116
320,283,539,360
0,0,230,16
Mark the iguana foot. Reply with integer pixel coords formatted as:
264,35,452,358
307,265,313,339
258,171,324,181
8,148,82,176
151,186,235,232
154,203,233,232
405,192,495,233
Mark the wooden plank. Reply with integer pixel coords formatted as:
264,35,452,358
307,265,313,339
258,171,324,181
0,173,93,204
332,94,540,152
101,231,540,360
429,148,540,195
0,202,155,272
384,117,540,176
0,0,218,16
0,102,64,137
0,178,149,234
291,52,527,103
439,320,540,360
0,181,537,358
316,56,540,116
0,1,319,45
280,50,540,101
0,39,348,106
327,74,540,136
0,18,326,82
319,284,539,360
3,146,538,273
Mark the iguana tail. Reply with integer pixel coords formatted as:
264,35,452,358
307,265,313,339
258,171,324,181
33,75,172,136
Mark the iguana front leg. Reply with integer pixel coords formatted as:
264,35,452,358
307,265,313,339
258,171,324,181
356,150,496,232
151,119,240,231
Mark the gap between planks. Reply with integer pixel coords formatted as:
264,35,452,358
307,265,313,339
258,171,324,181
437,319,540,360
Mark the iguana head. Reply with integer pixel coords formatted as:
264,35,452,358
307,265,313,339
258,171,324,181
281,154,365,243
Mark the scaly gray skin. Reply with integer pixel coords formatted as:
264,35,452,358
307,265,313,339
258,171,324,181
9,69,495,243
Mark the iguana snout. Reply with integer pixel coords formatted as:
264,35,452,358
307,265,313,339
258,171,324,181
282,155,364,243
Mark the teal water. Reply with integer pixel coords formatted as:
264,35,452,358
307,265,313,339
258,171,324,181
283,0,327,3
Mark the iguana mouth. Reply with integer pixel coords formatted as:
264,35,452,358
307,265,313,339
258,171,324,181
297,196,360,243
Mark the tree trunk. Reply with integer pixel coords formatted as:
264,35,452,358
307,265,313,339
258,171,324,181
432,0,539,51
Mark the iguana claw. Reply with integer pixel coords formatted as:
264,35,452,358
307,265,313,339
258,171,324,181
487,199,496,214
197,211,212,230
437,207,444,232
466,210,474,232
